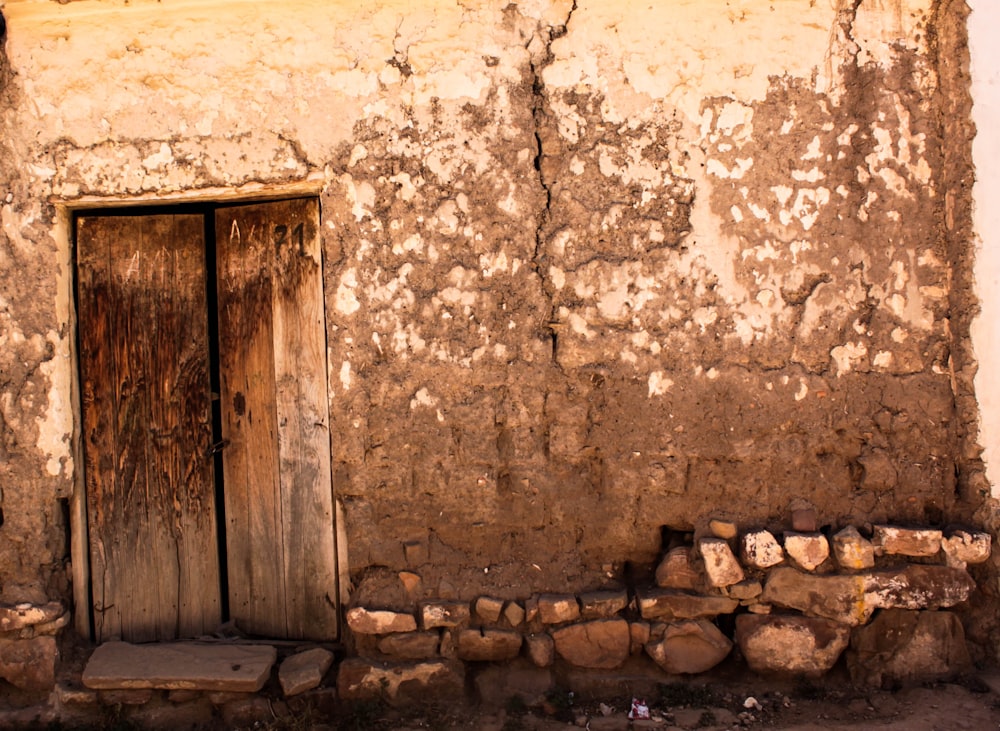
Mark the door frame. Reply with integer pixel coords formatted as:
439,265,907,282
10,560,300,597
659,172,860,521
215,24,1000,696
56,174,351,641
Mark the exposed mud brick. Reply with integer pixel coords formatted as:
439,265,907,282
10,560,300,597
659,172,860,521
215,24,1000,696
941,530,992,568
735,614,850,677
526,633,555,667
579,590,628,619
783,532,830,571
847,610,971,688
708,520,738,540
551,619,630,669
402,539,429,567
637,588,738,621
645,620,733,674
346,607,417,635
762,566,975,626
832,526,876,570
629,622,651,655
278,648,333,697
474,663,553,706
503,601,526,628
376,631,441,660
740,530,785,569
0,602,64,632
873,525,942,557
537,594,581,624
420,601,471,629
698,538,745,587
655,547,702,590
858,449,899,492
0,636,57,691
475,596,505,624
791,506,818,533
456,628,523,661
724,579,762,601
336,659,465,704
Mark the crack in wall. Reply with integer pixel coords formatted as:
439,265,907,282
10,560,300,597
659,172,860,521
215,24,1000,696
526,2,576,363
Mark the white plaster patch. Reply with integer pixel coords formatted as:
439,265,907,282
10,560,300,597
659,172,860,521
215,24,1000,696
831,342,869,377
648,371,674,397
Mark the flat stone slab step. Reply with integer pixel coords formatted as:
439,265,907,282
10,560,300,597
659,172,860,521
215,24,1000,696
82,641,277,692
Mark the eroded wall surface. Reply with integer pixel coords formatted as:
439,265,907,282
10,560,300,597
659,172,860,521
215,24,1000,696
0,0,991,648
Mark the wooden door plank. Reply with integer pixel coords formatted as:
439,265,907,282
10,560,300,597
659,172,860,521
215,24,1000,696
78,214,220,642
216,211,286,637
270,198,338,639
77,217,119,641
216,199,338,640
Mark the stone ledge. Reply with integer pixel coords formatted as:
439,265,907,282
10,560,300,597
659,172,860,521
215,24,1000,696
82,642,276,692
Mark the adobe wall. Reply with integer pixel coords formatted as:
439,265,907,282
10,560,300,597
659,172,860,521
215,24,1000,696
0,0,995,691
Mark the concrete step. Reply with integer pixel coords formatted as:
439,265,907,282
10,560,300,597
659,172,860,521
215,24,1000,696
82,641,276,692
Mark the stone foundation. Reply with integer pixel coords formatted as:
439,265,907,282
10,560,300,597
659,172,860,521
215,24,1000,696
343,517,989,696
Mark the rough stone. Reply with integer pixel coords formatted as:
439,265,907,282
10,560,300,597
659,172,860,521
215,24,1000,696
456,628,523,661
377,631,441,660
579,590,628,619
0,636,57,691
708,519,738,540
537,594,581,624
421,601,471,629
941,530,992,568
551,619,630,669
655,547,702,591
741,529,785,569
278,648,334,697
82,642,276,692
219,697,274,727
724,579,762,601
847,610,971,688
644,620,733,674
346,607,417,635
0,602,64,632
637,588,738,621
761,565,976,626
526,633,555,667
98,689,155,705
873,525,942,557
735,614,850,677
624,622,648,656
398,571,422,597
784,532,830,571
503,601,526,628
475,596,505,624
699,538,745,587
336,659,465,704
831,526,876,570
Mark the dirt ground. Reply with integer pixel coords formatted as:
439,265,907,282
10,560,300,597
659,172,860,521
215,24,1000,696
299,674,1000,731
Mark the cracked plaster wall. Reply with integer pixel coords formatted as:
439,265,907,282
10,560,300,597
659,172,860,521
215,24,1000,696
0,0,991,639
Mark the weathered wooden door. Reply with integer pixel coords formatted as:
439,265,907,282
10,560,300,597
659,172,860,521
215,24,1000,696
216,199,338,640
77,199,338,643
77,214,221,643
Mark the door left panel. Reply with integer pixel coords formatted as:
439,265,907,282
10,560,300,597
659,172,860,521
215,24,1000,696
77,214,221,642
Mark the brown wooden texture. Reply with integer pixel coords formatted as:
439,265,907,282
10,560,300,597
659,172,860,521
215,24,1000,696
216,198,338,640
77,214,221,642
